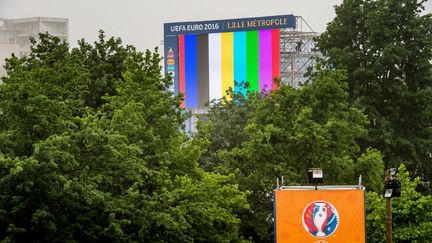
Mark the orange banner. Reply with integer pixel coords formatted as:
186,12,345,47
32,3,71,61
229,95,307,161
274,189,365,243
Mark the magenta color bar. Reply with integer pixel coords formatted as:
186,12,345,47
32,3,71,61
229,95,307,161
259,30,273,92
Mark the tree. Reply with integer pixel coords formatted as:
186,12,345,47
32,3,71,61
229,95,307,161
0,33,248,242
316,0,432,183
195,84,261,171
0,33,90,157
72,30,133,109
197,69,384,241
366,164,432,242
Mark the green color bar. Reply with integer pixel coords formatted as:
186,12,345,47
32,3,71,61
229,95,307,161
246,30,259,92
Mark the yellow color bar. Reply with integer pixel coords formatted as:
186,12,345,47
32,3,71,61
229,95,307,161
221,32,234,100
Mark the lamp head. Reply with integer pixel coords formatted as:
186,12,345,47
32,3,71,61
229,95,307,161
308,168,323,183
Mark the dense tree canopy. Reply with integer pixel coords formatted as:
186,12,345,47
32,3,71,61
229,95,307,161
196,70,384,241
366,164,432,242
0,33,248,242
2,0,432,240
316,0,432,183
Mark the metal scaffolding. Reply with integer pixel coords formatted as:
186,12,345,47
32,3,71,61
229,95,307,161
280,16,319,88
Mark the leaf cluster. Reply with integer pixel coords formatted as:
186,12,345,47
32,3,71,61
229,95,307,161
196,70,384,241
0,32,248,242
316,0,432,183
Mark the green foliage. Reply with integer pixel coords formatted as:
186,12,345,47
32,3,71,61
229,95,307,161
197,69,384,241
356,148,385,192
3,0,431,238
316,0,432,183
0,33,90,157
366,164,432,242
196,88,261,171
72,30,133,109
0,33,248,242
314,1,432,240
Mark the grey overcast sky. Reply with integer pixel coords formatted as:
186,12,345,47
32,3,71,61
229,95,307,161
1,0,431,52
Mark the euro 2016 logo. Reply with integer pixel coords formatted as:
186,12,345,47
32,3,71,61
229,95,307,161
302,201,339,238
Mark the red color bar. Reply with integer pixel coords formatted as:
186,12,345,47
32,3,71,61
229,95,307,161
179,35,185,108
271,29,280,90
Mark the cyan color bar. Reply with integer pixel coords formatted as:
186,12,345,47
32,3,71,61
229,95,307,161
184,35,198,108
234,31,247,96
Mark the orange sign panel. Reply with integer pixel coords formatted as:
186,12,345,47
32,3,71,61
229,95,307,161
274,189,365,243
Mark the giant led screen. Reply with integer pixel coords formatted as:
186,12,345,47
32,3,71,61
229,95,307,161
164,15,296,109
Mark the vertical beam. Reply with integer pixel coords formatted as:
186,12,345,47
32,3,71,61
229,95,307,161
386,198,392,243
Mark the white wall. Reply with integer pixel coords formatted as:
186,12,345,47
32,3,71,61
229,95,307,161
0,43,20,78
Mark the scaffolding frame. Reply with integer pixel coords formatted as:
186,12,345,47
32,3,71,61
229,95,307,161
280,16,319,88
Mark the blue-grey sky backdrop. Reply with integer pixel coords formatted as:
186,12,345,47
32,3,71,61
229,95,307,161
1,0,431,52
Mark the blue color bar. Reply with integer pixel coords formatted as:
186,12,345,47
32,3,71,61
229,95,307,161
184,35,198,108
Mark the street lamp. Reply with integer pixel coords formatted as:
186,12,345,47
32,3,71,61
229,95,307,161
383,168,402,243
308,168,324,184
384,168,401,198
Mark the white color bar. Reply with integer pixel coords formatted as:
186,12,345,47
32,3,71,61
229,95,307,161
208,33,222,102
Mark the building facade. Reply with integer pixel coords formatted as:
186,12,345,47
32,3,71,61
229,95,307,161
0,17,69,77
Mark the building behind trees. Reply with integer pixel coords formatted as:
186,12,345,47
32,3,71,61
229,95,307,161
0,17,68,77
